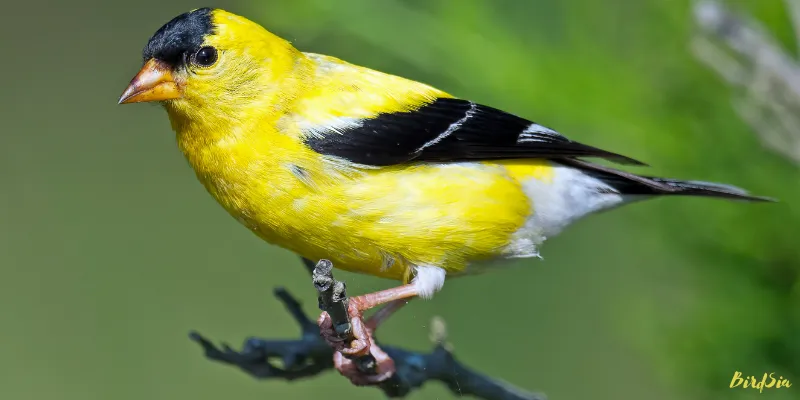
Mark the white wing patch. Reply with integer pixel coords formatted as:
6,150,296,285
416,102,478,151
296,116,363,139
517,123,562,143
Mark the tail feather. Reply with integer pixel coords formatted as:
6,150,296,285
636,177,773,201
558,158,774,202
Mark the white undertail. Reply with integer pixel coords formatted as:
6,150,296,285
504,164,626,258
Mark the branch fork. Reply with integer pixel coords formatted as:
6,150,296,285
190,258,544,399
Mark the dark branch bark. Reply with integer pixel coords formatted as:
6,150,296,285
190,258,545,399
300,257,317,275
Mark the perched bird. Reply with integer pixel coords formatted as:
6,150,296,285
120,8,770,384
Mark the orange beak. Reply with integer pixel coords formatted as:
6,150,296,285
118,59,181,104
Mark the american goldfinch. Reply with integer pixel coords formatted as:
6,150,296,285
119,8,769,383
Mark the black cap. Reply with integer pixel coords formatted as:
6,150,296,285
142,8,214,66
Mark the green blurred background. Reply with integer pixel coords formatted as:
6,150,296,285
1,0,797,399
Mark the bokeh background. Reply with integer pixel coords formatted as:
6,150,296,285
1,0,797,399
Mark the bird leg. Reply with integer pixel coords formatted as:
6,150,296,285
366,298,413,331
317,285,418,385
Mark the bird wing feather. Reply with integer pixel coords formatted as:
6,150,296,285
302,97,644,167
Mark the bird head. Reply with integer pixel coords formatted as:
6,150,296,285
118,8,301,125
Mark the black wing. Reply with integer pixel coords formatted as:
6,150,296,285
303,97,644,167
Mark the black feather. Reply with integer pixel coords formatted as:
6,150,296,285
142,8,215,67
558,158,774,202
304,97,645,166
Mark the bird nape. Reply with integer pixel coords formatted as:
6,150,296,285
119,7,773,385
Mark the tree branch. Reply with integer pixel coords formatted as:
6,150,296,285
190,259,545,400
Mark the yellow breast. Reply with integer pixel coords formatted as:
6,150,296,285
166,50,554,282
176,125,549,282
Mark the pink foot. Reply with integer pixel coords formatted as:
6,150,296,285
317,311,396,385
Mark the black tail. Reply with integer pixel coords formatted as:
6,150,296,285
558,158,774,202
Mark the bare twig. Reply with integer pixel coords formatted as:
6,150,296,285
190,258,545,400
300,257,317,275
189,287,332,381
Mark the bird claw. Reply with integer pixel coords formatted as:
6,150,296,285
317,311,347,351
317,311,396,384
333,345,396,385
317,310,370,356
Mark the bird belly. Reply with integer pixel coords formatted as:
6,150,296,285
228,161,542,281
323,162,534,278
191,151,596,282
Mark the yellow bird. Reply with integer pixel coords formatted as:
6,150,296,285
119,8,769,383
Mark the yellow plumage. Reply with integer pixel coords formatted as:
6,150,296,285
150,10,553,282
118,8,768,381
120,8,766,290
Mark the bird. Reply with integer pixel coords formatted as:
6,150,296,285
119,8,771,384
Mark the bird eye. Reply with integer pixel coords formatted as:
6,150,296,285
192,46,218,67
